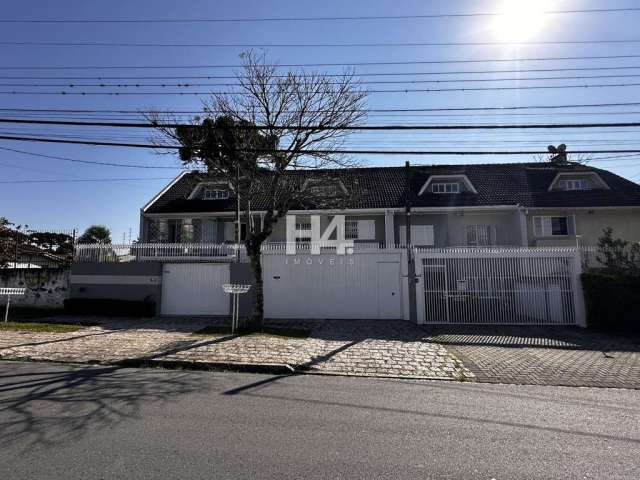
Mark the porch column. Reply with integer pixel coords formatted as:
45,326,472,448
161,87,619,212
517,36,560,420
518,208,528,246
385,210,395,247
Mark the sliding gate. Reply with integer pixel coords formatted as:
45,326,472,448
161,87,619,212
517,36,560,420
417,248,583,325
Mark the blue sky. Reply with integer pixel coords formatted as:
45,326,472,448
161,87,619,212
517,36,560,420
1,0,639,242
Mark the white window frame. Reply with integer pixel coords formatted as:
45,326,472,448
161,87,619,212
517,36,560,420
533,215,575,237
203,188,230,200
431,182,460,194
558,179,589,191
465,224,496,246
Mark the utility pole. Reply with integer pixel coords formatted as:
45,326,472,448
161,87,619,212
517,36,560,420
405,161,417,323
235,161,241,263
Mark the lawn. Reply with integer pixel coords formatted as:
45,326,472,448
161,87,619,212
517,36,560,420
0,321,82,333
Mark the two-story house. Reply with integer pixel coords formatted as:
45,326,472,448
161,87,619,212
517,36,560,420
140,161,640,248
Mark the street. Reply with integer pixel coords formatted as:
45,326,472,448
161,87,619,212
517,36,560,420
0,362,638,479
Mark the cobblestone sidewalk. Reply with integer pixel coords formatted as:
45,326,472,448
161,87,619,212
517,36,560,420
428,326,640,389
0,317,473,381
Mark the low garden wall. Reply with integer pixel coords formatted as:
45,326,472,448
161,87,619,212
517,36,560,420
0,268,69,308
581,273,640,332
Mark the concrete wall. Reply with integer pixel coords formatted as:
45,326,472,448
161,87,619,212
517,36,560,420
0,268,69,308
527,208,640,247
69,262,163,312
229,262,256,318
395,210,524,247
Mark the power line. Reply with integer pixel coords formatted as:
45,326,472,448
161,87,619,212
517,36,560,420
2,118,640,130
3,81,640,95
3,39,640,48
3,54,640,70
7,72,640,88
0,7,637,23
4,64,640,80
3,133,640,155
3,101,640,114
0,146,185,169
0,177,174,184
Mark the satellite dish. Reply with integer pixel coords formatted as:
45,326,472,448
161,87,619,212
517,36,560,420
557,144,567,152
548,145,557,153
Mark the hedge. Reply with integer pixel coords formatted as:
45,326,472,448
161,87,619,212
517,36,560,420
64,298,156,317
581,273,640,332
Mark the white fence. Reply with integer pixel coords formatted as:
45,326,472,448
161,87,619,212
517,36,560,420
74,243,246,263
414,247,585,326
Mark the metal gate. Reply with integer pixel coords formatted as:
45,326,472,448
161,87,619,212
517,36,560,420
417,249,582,325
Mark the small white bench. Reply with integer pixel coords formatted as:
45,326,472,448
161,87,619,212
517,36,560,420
1,287,27,322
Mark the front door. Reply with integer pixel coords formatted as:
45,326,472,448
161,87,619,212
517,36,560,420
376,262,402,319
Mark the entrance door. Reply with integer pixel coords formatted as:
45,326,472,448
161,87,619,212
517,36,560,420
376,262,402,319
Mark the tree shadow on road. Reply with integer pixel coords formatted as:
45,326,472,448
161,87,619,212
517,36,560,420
0,364,210,451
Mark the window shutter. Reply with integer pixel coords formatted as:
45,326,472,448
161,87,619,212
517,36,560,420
224,222,235,242
357,220,376,240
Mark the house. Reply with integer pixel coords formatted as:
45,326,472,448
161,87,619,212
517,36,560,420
139,161,640,249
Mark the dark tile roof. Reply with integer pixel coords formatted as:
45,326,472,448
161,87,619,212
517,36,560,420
144,162,640,214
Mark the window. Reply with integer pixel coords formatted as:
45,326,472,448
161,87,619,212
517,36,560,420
558,179,588,191
466,225,495,246
431,182,460,194
223,222,246,241
295,217,312,243
533,216,574,237
345,220,358,240
203,188,229,200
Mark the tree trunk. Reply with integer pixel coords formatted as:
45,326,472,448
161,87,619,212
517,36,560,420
248,247,264,330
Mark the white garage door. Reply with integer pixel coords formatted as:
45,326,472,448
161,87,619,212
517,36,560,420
263,254,402,319
161,263,230,316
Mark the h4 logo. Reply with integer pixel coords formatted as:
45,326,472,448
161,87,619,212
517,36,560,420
285,215,354,255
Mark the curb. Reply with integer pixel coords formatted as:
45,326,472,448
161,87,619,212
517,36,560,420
114,358,296,375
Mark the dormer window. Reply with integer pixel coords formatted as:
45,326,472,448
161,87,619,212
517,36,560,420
203,188,229,200
432,182,460,194
548,172,608,191
558,179,588,191
418,174,477,196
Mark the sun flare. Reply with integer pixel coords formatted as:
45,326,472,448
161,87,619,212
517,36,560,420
491,0,554,43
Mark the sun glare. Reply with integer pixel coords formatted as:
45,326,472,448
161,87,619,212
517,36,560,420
491,0,553,43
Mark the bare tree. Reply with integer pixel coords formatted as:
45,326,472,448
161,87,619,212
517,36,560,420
147,52,367,327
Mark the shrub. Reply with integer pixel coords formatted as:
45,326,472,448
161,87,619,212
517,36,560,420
581,273,640,333
64,298,156,317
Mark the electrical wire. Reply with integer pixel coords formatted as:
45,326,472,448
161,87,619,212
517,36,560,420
3,54,640,70
0,7,637,23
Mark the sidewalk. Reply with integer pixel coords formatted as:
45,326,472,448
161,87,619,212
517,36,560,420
2,316,639,388
0,317,473,381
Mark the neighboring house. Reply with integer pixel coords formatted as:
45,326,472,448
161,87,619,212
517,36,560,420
1,244,69,269
139,161,640,248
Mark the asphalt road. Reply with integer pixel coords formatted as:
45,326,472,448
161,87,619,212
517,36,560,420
0,362,638,479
